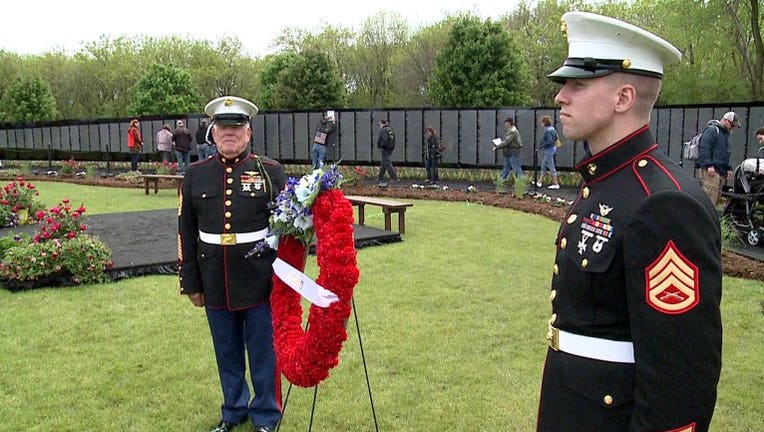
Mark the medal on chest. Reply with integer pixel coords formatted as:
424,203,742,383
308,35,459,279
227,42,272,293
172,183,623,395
577,203,615,255
240,171,266,193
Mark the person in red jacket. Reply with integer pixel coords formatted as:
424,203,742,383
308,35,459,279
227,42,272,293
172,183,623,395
127,119,143,172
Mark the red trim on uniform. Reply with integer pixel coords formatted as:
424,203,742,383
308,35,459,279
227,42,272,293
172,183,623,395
586,144,657,185
632,155,682,196
575,125,650,170
633,163,650,195
189,154,215,169
645,241,700,315
665,422,696,432
274,367,283,412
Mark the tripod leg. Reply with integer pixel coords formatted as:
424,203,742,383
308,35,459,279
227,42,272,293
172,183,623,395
275,382,294,432
352,296,380,432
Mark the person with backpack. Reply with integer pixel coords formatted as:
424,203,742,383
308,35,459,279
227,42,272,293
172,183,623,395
376,119,399,186
695,111,741,205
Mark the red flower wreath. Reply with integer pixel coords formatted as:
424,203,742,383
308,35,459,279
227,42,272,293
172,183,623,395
270,188,360,387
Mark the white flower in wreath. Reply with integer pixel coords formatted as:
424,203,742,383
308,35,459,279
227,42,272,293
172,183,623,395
294,211,314,232
295,170,322,204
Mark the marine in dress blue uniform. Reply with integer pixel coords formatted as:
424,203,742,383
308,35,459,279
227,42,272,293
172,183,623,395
537,12,722,432
179,96,286,432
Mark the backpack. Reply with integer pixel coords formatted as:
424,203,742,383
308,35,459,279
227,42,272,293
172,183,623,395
313,129,327,145
385,128,396,150
683,125,719,161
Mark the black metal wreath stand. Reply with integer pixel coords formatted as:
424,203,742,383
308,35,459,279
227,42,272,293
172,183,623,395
275,296,380,432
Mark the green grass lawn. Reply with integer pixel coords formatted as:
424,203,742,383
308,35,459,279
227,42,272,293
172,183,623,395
0,186,762,431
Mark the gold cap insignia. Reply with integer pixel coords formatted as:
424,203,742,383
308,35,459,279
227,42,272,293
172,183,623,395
622,59,632,69
224,98,233,106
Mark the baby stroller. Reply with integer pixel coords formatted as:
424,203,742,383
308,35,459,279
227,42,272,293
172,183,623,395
722,147,764,246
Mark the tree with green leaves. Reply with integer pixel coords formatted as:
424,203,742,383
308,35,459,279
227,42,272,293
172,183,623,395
128,63,198,116
430,14,531,108
0,75,58,122
349,11,410,107
0,50,23,111
389,20,452,107
257,52,298,110
504,0,571,106
271,49,346,109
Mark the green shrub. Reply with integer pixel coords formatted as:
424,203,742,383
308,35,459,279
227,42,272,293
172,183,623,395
495,175,508,193
115,171,144,184
0,233,29,260
720,215,742,251
86,164,98,178
0,234,112,286
0,205,12,227
513,174,526,197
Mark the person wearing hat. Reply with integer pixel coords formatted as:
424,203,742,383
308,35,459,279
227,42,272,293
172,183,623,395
172,120,193,174
537,12,722,432
494,116,524,183
695,110,742,205
178,96,286,432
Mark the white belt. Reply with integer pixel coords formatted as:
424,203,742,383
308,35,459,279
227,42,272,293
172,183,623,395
548,326,635,364
199,228,268,245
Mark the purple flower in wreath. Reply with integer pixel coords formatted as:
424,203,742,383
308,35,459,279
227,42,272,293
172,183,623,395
244,239,272,259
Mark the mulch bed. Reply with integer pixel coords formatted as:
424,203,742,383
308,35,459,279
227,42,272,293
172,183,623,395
340,184,764,284
15,174,764,283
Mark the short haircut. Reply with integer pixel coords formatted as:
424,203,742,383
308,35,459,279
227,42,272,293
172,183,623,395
606,73,662,115
756,127,764,136
540,115,553,126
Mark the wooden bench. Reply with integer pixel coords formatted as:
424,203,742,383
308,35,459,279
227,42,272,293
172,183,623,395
139,174,185,195
345,195,414,234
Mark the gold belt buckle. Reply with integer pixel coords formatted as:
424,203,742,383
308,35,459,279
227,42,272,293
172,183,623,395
220,233,236,245
547,325,560,351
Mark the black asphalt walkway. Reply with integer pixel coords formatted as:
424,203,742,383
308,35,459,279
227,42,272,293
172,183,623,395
3,209,401,282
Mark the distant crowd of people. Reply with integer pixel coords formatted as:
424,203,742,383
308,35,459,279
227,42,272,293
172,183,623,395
126,118,217,174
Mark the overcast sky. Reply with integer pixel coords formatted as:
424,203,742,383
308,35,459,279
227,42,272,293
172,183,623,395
2,0,522,56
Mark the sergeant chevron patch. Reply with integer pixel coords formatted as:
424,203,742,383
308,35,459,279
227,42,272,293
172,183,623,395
645,241,699,315
665,422,696,432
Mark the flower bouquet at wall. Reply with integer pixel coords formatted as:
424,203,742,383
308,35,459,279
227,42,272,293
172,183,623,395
269,165,360,387
0,198,114,292
60,158,82,176
155,162,178,175
0,178,46,226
